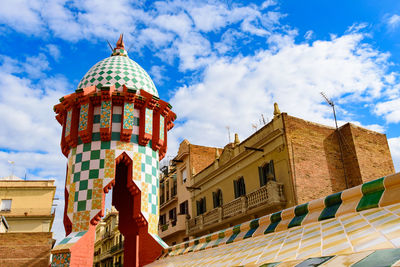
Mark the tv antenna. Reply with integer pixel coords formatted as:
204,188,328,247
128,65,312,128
320,92,349,188
261,114,266,125
225,126,231,143
7,160,15,176
106,40,114,52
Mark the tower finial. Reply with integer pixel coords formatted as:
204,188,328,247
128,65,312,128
273,102,281,118
116,34,125,49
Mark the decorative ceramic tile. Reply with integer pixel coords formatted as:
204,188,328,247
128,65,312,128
100,101,111,129
123,102,135,129
65,110,72,137
152,174,400,267
159,116,164,141
51,252,71,267
78,103,89,131
145,108,153,135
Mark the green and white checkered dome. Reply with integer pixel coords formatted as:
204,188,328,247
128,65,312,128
77,49,158,97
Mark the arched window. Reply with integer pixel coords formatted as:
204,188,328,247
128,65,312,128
213,189,223,208
259,160,275,187
233,177,246,198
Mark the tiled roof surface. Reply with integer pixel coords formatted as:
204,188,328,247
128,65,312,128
146,173,400,266
77,48,158,96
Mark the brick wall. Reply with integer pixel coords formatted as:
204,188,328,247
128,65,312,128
283,114,347,204
283,114,394,205
190,145,220,175
0,232,53,267
343,124,394,182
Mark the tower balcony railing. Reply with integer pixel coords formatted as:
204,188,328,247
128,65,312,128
187,181,286,236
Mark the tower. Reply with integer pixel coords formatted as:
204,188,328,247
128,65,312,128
51,35,176,267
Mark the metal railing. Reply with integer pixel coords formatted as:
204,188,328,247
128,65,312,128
187,181,285,235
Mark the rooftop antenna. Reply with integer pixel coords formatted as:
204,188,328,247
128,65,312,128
225,126,231,143
261,114,266,125
127,43,134,53
7,160,15,176
320,92,349,188
106,40,114,52
252,123,258,132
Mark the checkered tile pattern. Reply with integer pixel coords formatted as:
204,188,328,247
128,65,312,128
77,52,158,96
58,231,88,246
65,105,160,236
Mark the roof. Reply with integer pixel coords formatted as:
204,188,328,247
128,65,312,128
77,37,158,96
146,172,400,266
0,175,22,180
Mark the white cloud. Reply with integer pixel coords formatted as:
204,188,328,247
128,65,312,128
304,30,314,40
169,32,398,156
375,98,400,123
45,44,61,61
389,137,400,172
387,14,400,30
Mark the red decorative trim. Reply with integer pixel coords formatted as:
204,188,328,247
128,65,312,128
152,102,168,151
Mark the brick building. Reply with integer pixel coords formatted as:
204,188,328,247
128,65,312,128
158,140,220,245
0,176,56,266
187,104,394,237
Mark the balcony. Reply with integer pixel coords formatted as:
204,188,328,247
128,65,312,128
102,231,112,240
110,242,124,254
158,214,187,239
187,181,286,236
160,195,177,209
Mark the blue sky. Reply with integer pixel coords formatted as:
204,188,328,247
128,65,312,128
1,0,400,242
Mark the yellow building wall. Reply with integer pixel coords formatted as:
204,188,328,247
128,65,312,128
191,115,295,232
0,180,55,233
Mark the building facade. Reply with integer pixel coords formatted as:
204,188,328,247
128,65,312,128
158,140,220,245
93,207,124,267
187,104,394,237
0,175,56,266
0,176,56,232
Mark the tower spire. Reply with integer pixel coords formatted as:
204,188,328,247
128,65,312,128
116,33,125,49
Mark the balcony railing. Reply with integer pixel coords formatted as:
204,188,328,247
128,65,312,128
110,242,124,253
187,181,285,235
102,231,112,240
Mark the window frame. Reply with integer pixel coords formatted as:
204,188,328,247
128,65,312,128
0,199,12,211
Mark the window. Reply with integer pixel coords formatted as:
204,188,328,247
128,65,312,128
233,177,246,199
258,160,276,186
179,200,189,215
171,175,177,197
181,168,187,183
196,197,206,216
166,180,170,201
159,214,167,225
160,182,165,204
213,189,223,208
0,199,11,211
169,208,177,226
